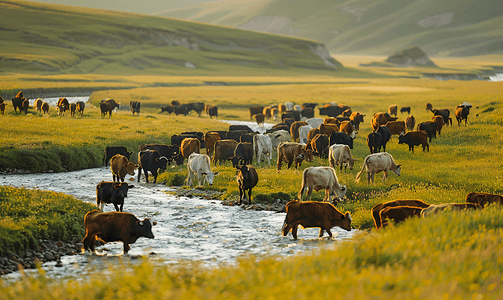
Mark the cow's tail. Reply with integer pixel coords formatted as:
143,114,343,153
355,156,369,182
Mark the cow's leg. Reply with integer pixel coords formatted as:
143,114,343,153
292,225,299,240
323,188,329,202
306,187,313,200
297,182,306,200
137,166,142,182
382,171,388,182
268,151,272,165
99,202,105,211
287,160,293,169
368,172,374,184
197,171,203,187
319,228,325,238
122,241,130,254
248,188,253,204
187,169,194,186
113,202,120,212
257,151,262,165
326,228,333,238
238,186,243,205
152,170,158,183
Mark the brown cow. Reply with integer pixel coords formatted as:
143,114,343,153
371,199,430,229
307,128,320,143
398,131,429,153
455,105,470,126
310,134,330,157
203,132,221,157
34,98,43,113
213,139,238,165
82,210,156,254
110,154,136,182
76,101,85,116
388,104,398,116
421,203,479,217
277,142,314,172
379,206,423,228
249,106,264,120
254,113,265,126
41,102,49,114
70,103,77,117
466,192,503,208
319,123,339,136
0,102,6,115
385,121,406,136
290,121,308,142
100,98,119,117
371,112,397,131
236,164,258,205
339,121,355,138
282,201,351,239
181,138,201,158
349,112,365,132
263,106,272,120
431,115,444,136
405,115,416,131
323,117,341,125
342,108,352,117
57,97,70,116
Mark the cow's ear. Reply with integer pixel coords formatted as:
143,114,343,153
397,164,402,167
153,222,157,226
214,172,219,176
202,172,207,175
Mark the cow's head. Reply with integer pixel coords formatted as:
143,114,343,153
337,212,352,231
347,158,357,170
156,156,169,169
137,218,156,239
113,182,130,197
330,184,347,201
393,165,402,176
228,156,244,168
123,162,136,176
236,165,254,182
301,147,314,163
202,170,219,186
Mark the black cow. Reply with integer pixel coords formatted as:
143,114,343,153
188,102,205,117
130,101,140,115
367,132,383,154
236,165,259,205
301,108,315,119
181,131,205,148
169,153,185,166
376,126,391,152
400,107,411,114
208,105,218,118
103,146,133,167
234,142,253,165
240,132,257,145
161,105,174,114
398,131,429,153
11,97,25,114
431,109,452,126
311,134,330,157
174,104,189,116
282,112,300,122
171,134,199,147
229,125,253,133
138,144,179,162
226,130,249,142
329,132,354,149
455,105,470,126
96,181,134,212
417,121,437,142
137,150,168,183
319,105,350,118
302,103,318,110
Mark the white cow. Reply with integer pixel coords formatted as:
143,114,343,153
298,124,313,144
253,133,273,165
285,102,294,111
356,152,401,184
187,153,219,187
297,166,347,202
306,117,323,129
267,129,291,150
293,104,302,112
328,144,357,172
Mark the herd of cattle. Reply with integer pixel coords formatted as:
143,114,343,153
1,92,86,117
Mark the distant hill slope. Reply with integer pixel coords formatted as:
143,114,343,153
156,0,503,57
0,0,341,75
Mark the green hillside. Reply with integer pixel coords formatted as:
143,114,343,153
0,0,342,75
156,0,503,57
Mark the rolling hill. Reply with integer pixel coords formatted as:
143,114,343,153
156,0,503,57
0,0,342,75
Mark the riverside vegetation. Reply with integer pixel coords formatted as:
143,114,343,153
0,73,502,297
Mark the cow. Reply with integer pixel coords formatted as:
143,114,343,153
388,104,398,116
329,144,357,172
253,134,273,165
161,105,174,114
417,121,437,142
301,108,315,119
76,101,85,116
263,106,272,119
34,98,43,113
11,94,25,113
171,133,199,147
430,108,452,126
56,97,69,116
226,130,249,143
307,128,320,144
290,121,308,142
385,121,406,136
82,210,155,254
70,103,77,117
371,200,430,229
339,121,356,138
267,130,291,150
426,103,433,112
323,117,341,125
111,154,136,182
130,101,141,115
171,100,180,106
297,166,346,203
21,99,29,115
376,126,391,152
180,131,204,148
366,131,382,154
299,124,313,144
282,201,351,239
405,115,415,131
203,132,221,157
421,203,480,218
398,131,429,153
169,153,185,167
276,142,314,172
137,150,168,183
319,104,350,118
254,113,265,126
311,134,330,157
342,108,352,118
349,112,365,132
103,146,133,167
379,206,423,228
187,153,219,187
100,101,111,118
213,139,238,165
356,152,401,184
138,144,179,162
187,102,205,117
371,112,397,131
302,103,318,110
0,102,6,115
234,142,253,165
271,107,279,120
205,104,218,118
319,123,340,138
455,105,470,126
41,102,49,114
181,138,201,158
431,115,444,136
400,107,411,114
465,192,503,208
241,132,259,146
306,117,323,128
174,104,188,116
95,181,134,212
236,164,258,205
329,132,354,149
100,98,119,117
249,106,264,120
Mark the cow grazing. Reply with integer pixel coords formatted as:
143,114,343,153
319,123,339,137
103,146,132,167
329,144,357,172
400,107,411,114
11,97,24,114
277,142,314,172
203,132,221,157
311,134,330,157
379,206,423,228
466,192,503,208
282,201,351,239
181,138,201,158
249,106,264,120
137,150,168,183
455,105,470,126
431,115,444,136
57,98,70,116
339,121,356,138
139,144,179,162
41,102,49,114
234,142,253,165
290,121,308,142
213,139,238,165
405,115,415,131
174,104,188,116
417,121,437,142
371,112,397,131
306,117,323,128
329,132,354,149
299,124,313,144
187,102,205,117
253,134,272,165
366,131,382,154
34,98,43,113
70,103,77,117
430,108,452,126
236,164,258,205
254,113,265,126
111,154,136,182
95,181,134,212
82,210,155,254
0,102,6,115
76,101,85,116
187,153,219,187
421,203,479,218
356,152,401,184
267,130,291,150
376,126,391,152
349,112,365,132
297,167,346,203
398,131,429,153
385,121,406,136
388,104,398,116
100,98,119,118
371,200,430,229
161,105,174,114
130,101,141,115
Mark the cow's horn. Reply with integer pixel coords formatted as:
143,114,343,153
139,221,143,226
